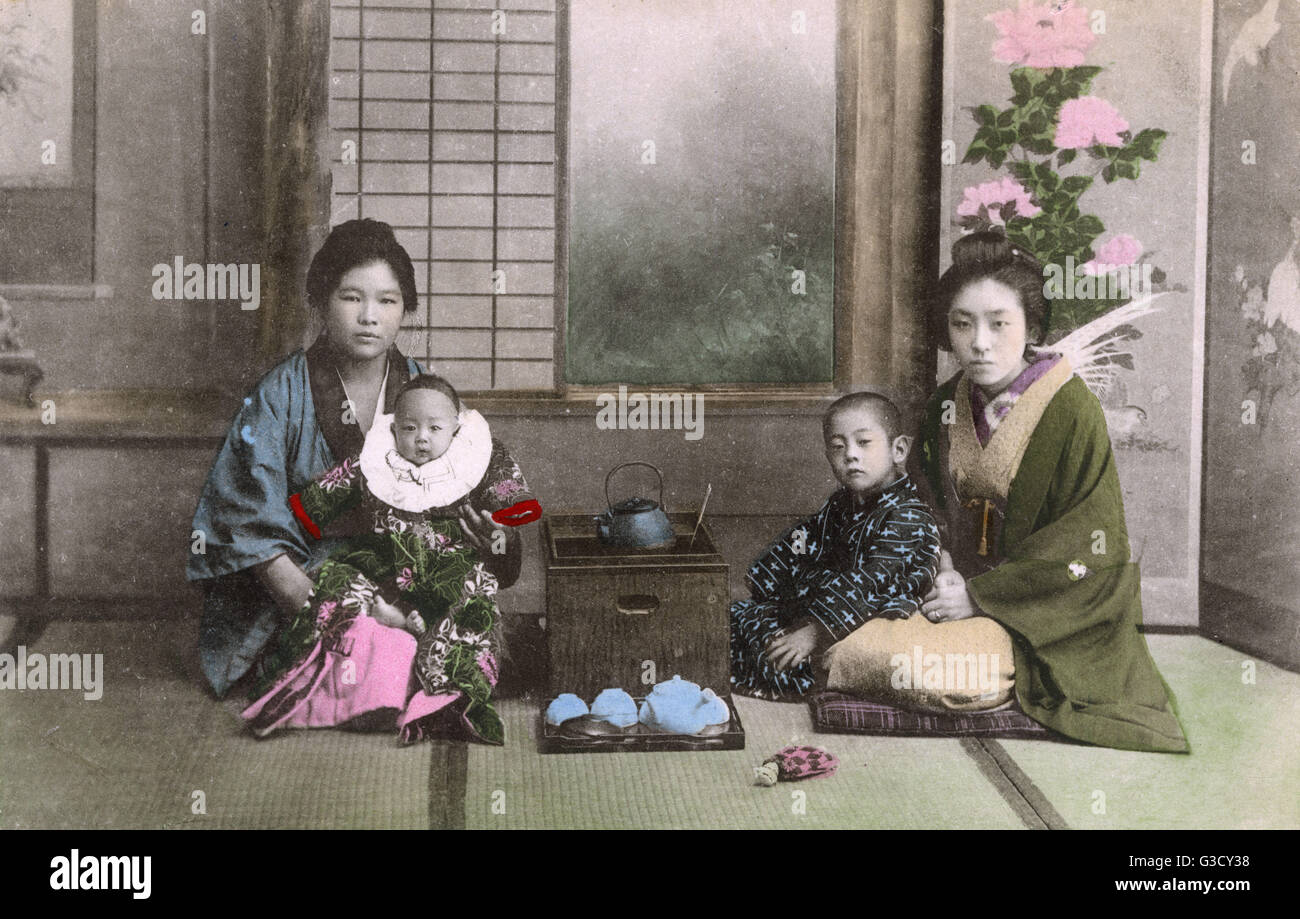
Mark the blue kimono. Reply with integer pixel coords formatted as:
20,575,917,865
730,474,941,700
188,339,423,696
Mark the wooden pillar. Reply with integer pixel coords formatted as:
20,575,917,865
258,0,332,361
836,0,942,417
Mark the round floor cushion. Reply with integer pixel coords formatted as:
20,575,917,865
823,614,1016,712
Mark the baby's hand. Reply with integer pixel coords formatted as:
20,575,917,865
369,596,408,630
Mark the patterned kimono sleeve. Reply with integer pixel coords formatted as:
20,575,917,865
794,503,941,642
288,455,364,540
745,500,832,603
467,438,541,526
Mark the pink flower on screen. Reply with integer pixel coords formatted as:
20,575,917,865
1082,234,1142,274
1054,96,1129,149
957,177,1042,226
988,1,1097,69
396,567,414,590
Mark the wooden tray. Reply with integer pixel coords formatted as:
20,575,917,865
539,694,745,754
544,513,724,569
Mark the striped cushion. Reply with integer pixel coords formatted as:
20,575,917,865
810,691,1052,739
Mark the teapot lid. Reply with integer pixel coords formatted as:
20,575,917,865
649,674,701,699
611,496,661,515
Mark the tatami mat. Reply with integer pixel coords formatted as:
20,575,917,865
995,635,1300,829
3,625,1295,829
463,694,1028,829
0,621,444,829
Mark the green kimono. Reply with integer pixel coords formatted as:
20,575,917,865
916,365,1189,753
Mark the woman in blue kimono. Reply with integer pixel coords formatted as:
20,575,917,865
188,218,522,701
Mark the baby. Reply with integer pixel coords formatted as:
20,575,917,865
292,371,539,629
248,374,539,742
367,376,471,634
729,391,941,700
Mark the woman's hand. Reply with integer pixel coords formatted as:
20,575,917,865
457,502,511,553
458,501,523,587
253,553,315,617
765,622,822,671
919,550,979,623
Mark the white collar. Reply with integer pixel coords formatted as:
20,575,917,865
359,408,493,512
338,359,389,436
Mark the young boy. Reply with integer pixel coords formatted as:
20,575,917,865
729,391,941,700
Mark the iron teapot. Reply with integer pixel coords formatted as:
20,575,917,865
594,461,676,550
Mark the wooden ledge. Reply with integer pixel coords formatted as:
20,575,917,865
0,283,114,301
0,389,230,441
0,386,842,442
461,389,837,416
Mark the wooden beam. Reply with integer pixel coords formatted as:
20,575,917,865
258,0,332,362
838,0,941,419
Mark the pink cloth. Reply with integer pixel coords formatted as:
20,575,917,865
241,616,464,740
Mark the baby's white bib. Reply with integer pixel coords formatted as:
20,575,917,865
359,408,493,512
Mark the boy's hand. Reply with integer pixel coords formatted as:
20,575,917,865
765,622,822,671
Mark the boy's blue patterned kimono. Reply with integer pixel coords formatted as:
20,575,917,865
730,474,941,699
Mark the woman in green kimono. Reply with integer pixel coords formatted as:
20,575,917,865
912,230,1188,753
188,218,523,702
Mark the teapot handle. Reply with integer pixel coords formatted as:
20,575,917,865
605,461,666,513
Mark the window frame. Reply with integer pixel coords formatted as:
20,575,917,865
0,0,96,284
318,0,937,407
552,0,890,399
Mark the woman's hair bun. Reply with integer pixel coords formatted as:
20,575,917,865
950,228,1039,270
